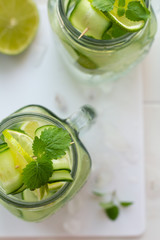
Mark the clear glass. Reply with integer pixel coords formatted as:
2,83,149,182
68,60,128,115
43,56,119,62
48,0,157,84
0,105,96,222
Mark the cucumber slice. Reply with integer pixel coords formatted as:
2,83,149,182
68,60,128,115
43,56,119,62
0,143,9,153
48,182,65,191
0,143,7,149
52,152,71,171
12,184,26,195
35,125,56,138
49,170,73,183
22,189,39,202
0,149,23,194
69,0,111,39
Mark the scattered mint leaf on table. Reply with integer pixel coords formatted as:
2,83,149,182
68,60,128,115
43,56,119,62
92,0,115,12
125,1,150,21
22,156,53,190
95,191,133,221
100,201,115,209
120,201,133,207
105,205,119,220
100,201,119,220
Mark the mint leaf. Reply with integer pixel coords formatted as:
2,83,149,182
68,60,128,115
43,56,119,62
100,201,114,209
100,201,119,220
125,1,150,21
118,0,125,7
33,136,46,158
117,7,125,17
40,127,71,159
102,32,112,40
92,190,106,197
92,0,115,12
22,156,53,190
120,202,133,207
105,205,119,220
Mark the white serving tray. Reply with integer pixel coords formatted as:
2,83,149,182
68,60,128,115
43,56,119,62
0,1,145,238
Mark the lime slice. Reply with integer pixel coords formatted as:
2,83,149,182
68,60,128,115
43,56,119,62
20,120,45,139
0,0,39,55
105,0,147,32
3,129,33,170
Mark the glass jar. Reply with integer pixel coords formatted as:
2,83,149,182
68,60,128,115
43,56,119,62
48,0,157,84
0,105,96,222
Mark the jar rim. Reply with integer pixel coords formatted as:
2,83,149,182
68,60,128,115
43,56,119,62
52,0,150,49
0,113,78,208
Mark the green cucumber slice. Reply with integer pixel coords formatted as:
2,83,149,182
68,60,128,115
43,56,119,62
0,149,23,194
48,170,73,183
52,152,71,171
69,0,111,39
0,143,7,149
0,143,9,153
22,189,39,202
12,184,26,195
48,182,65,191
35,125,56,138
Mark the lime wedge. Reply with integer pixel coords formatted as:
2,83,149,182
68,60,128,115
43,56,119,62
0,0,39,55
105,0,147,32
3,129,33,170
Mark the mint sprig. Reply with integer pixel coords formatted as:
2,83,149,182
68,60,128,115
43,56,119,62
22,126,72,190
91,0,150,22
93,191,133,221
92,0,115,12
126,1,150,21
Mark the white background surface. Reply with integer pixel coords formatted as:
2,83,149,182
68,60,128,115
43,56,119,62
0,0,160,239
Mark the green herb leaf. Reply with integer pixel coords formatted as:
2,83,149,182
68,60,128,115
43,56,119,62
92,190,106,197
40,127,71,159
102,32,112,40
118,0,125,7
100,200,120,221
22,156,53,190
100,201,115,209
117,7,125,17
92,0,115,12
120,201,133,207
33,136,46,158
103,23,127,39
125,1,150,21
105,205,119,220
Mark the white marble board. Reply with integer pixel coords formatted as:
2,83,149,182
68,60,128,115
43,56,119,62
0,1,145,238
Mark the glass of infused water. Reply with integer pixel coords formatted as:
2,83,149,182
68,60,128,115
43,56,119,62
0,105,96,222
48,0,157,83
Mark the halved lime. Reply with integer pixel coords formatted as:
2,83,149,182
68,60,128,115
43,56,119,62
105,0,148,32
0,0,39,55
3,129,33,170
